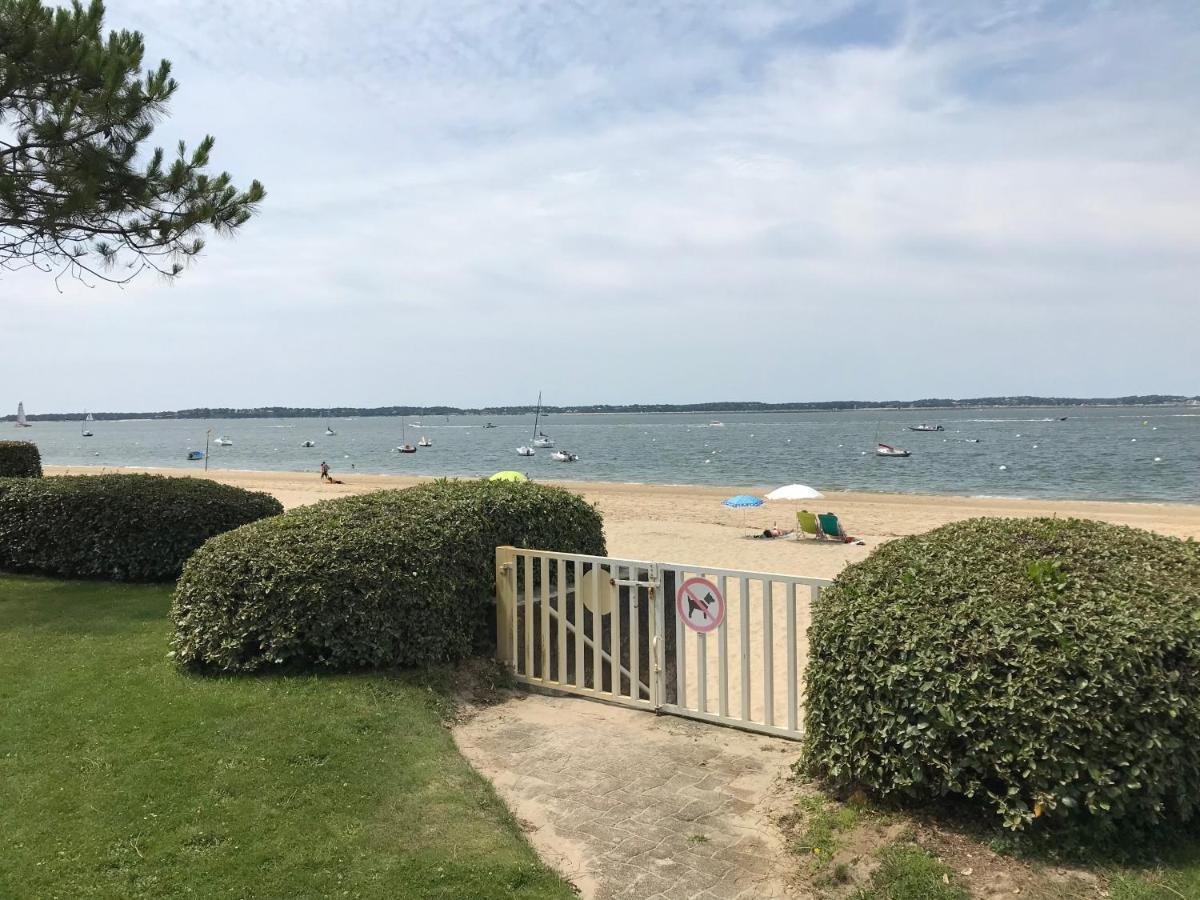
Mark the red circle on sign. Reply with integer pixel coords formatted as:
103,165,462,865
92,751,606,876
676,577,725,633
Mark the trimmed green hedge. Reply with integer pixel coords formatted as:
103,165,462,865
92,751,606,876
171,479,606,673
0,440,42,477
0,474,283,582
803,517,1200,832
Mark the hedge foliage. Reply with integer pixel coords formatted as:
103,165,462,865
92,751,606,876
171,478,606,673
0,474,283,582
803,517,1200,832
0,440,42,477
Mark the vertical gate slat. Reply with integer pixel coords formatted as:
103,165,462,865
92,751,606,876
610,565,622,698
739,576,750,720
629,566,641,701
763,579,774,727
786,581,798,732
573,560,584,688
523,554,534,678
591,563,603,693
717,575,729,718
539,556,551,681
556,558,568,684
697,632,708,715
676,569,687,708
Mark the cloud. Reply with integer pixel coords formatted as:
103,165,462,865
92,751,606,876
4,0,1198,409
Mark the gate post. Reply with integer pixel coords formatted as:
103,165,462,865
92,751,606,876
495,546,517,668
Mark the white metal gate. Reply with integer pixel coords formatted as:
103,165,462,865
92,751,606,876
495,546,831,740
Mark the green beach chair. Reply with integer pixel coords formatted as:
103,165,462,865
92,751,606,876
818,512,847,541
796,509,821,539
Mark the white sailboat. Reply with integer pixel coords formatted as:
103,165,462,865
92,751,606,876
14,401,31,427
214,436,233,446
418,435,433,447
81,410,93,437
325,423,337,436
517,392,543,456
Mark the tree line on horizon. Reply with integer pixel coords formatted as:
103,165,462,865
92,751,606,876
7,395,1198,422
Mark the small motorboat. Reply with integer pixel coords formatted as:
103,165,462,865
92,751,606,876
709,421,725,427
214,436,233,446
418,436,433,447
876,443,911,457
301,440,316,448
533,432,554,448
81,430,94,437
907,424,944,432
551,450,578,462
187,450,205,461
483,422,498,429
516,446,535,457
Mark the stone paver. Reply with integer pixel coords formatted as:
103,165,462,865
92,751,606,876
453,694,804,899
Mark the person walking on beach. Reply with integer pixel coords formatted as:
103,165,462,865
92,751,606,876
320,460,330,480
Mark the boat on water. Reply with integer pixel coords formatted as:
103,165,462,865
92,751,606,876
517,392,545,457
325,425,337,436
876,443,911,458
709,421,725,427
533,431,555,448
81,410,93,437
214,436,233,446
187,450,205,461
907,424,944,432
301,440,316,448
14,401,31,427
395,420,416,453
551,450,578,462
483,422,497,429
418,435,433,447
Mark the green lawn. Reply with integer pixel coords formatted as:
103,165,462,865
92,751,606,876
0,575,573,899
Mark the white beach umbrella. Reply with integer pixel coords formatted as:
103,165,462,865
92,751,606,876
765,484,824,501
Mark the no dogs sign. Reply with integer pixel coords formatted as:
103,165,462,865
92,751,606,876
676,577,725,633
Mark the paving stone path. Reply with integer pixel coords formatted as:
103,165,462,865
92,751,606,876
454,693,804,899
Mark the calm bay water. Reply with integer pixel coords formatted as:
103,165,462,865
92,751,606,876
23,406,1200,503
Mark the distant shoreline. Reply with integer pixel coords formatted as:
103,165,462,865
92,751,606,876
8,396,1199,422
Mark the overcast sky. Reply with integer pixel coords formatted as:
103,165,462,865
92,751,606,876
5,0,1199,412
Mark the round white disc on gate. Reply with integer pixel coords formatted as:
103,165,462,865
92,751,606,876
676,577,725,633
578,569,615,615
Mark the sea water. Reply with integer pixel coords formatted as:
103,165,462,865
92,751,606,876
22,406,1200,503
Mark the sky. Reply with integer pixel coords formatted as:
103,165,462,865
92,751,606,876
4,0,1200,412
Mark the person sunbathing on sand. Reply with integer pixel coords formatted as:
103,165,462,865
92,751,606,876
760,527,793,539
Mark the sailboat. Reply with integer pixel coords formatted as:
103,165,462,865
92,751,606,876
396,419,416,453
418,435,433,447
214,435,233,446
517,392,544,456
325,423,337,436
14,401,31,427
81,410,94,438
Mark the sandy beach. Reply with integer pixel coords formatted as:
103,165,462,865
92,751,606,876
46,465,1200,582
